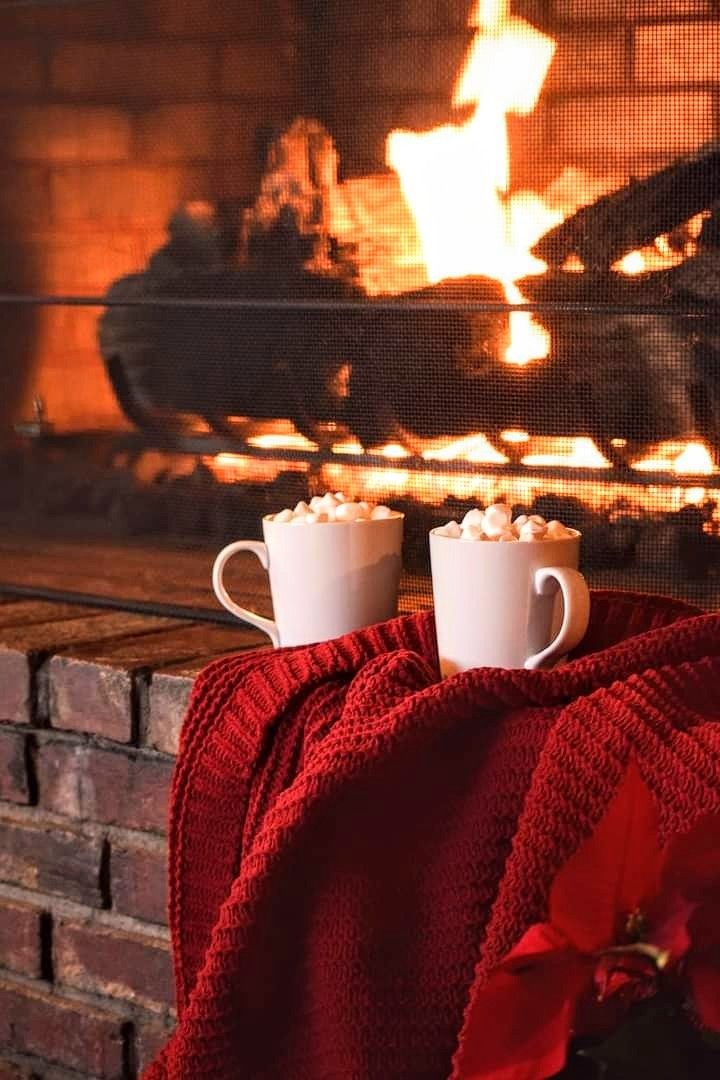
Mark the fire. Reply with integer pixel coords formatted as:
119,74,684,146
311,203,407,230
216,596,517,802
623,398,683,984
386,0,558,364
632,441,716,476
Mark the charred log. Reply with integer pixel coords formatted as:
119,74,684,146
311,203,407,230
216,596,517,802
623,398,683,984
519,266,720,458
534,140,720,272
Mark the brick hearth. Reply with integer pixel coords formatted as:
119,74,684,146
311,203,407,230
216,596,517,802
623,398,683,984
0,597,266,1078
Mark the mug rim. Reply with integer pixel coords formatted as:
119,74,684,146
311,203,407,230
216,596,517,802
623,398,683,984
429,525,581,541
263,510,405,524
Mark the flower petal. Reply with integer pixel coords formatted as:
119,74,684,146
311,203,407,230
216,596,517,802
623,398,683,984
456,946,591,1080
688,958,720,1031
550,761,663,952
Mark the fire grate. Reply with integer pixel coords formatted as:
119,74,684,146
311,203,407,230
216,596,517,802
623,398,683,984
0,0,719,615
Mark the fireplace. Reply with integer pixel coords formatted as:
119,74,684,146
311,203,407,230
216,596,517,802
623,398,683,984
0,0,719,618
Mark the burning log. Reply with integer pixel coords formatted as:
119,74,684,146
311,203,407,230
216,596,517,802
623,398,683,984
521,208,720,460
534,140,720,272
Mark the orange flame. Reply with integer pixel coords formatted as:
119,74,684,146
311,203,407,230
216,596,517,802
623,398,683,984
386,0,557,364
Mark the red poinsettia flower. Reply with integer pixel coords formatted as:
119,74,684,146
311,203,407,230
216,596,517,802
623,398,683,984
457,762,720,1080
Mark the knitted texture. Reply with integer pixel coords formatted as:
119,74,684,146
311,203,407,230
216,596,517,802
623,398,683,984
144,591,720,1080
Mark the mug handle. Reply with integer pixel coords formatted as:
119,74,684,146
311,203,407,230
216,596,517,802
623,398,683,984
525,566,591,671
212,540,280,648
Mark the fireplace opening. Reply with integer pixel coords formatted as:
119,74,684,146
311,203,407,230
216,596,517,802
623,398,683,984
0,0,718,617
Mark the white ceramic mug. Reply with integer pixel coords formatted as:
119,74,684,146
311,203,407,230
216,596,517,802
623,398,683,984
429,528,590,675
212,512,404,647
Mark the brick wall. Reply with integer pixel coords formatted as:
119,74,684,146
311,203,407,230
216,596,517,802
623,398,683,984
0,0,299,432
0,598,266,1079
316,0,720,190
2,0,718,436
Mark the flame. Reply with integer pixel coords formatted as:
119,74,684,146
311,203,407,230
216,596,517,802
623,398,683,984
421,433,508,464
632,440,716,476
246,432,318,452
521,437,611,469
386,0,557,364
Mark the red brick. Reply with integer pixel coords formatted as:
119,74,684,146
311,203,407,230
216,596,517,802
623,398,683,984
0,0,140,36
50,163,211,226
362,33,468,96
0,1057,82,1080
634,21,720,86
51,42,213,100
546,31,627,92
112,842,167,924
54,920,173,1012
135,103,218,163
552,0,710,19
151,0,297,36
0,106,131,164
135,1017,174,1074
37,739,172,834
48,655,136,744
0,978,125,1076
0,42,44,95
549,91,714,161
221,40,299,98
0,900,42,978
0,169,50,227
28,229,148,292
0,729,30,805
0,612,181,726
0,1061,25,1079
0,817,102,906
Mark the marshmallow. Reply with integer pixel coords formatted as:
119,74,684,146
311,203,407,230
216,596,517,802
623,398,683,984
546,519,573,539
436,520,461,538
519,519,548,542
293,500,310,516
334,492,346,502
461,508,484,528
335,500,367,522
482,502,512,537
320,492,341,511
273,508,294,523
371,505,394,520
436,504,574,543
309,495,324,512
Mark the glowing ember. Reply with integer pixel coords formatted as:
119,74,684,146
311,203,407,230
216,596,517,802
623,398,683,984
246,432,319,452
372,443,412,459
331,439,365,455
632,441,716,476
673,442,716,475
500,429,530,443
422,433,508,464
521,437,611,469
204,453,307,484
386,0,557,364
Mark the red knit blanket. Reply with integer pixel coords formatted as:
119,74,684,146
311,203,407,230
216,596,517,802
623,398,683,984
144,591,720,1080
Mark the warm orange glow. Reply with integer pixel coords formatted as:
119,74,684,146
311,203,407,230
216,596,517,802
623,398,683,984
500,429,530,443
372,442,412,459
246,432,319,452
204,453,307,484
521,437,611,469
386,0,557,364
673,442,716,475
421,433,508,464
331,439,365,455
632,441,716,476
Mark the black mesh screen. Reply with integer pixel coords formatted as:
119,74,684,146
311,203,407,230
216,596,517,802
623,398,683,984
0,0,718,615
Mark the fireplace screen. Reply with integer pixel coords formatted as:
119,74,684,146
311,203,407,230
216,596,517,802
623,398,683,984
0,0,718,618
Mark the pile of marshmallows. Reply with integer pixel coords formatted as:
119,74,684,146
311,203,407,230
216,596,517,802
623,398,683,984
270,492,394,524
436,503,575,542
